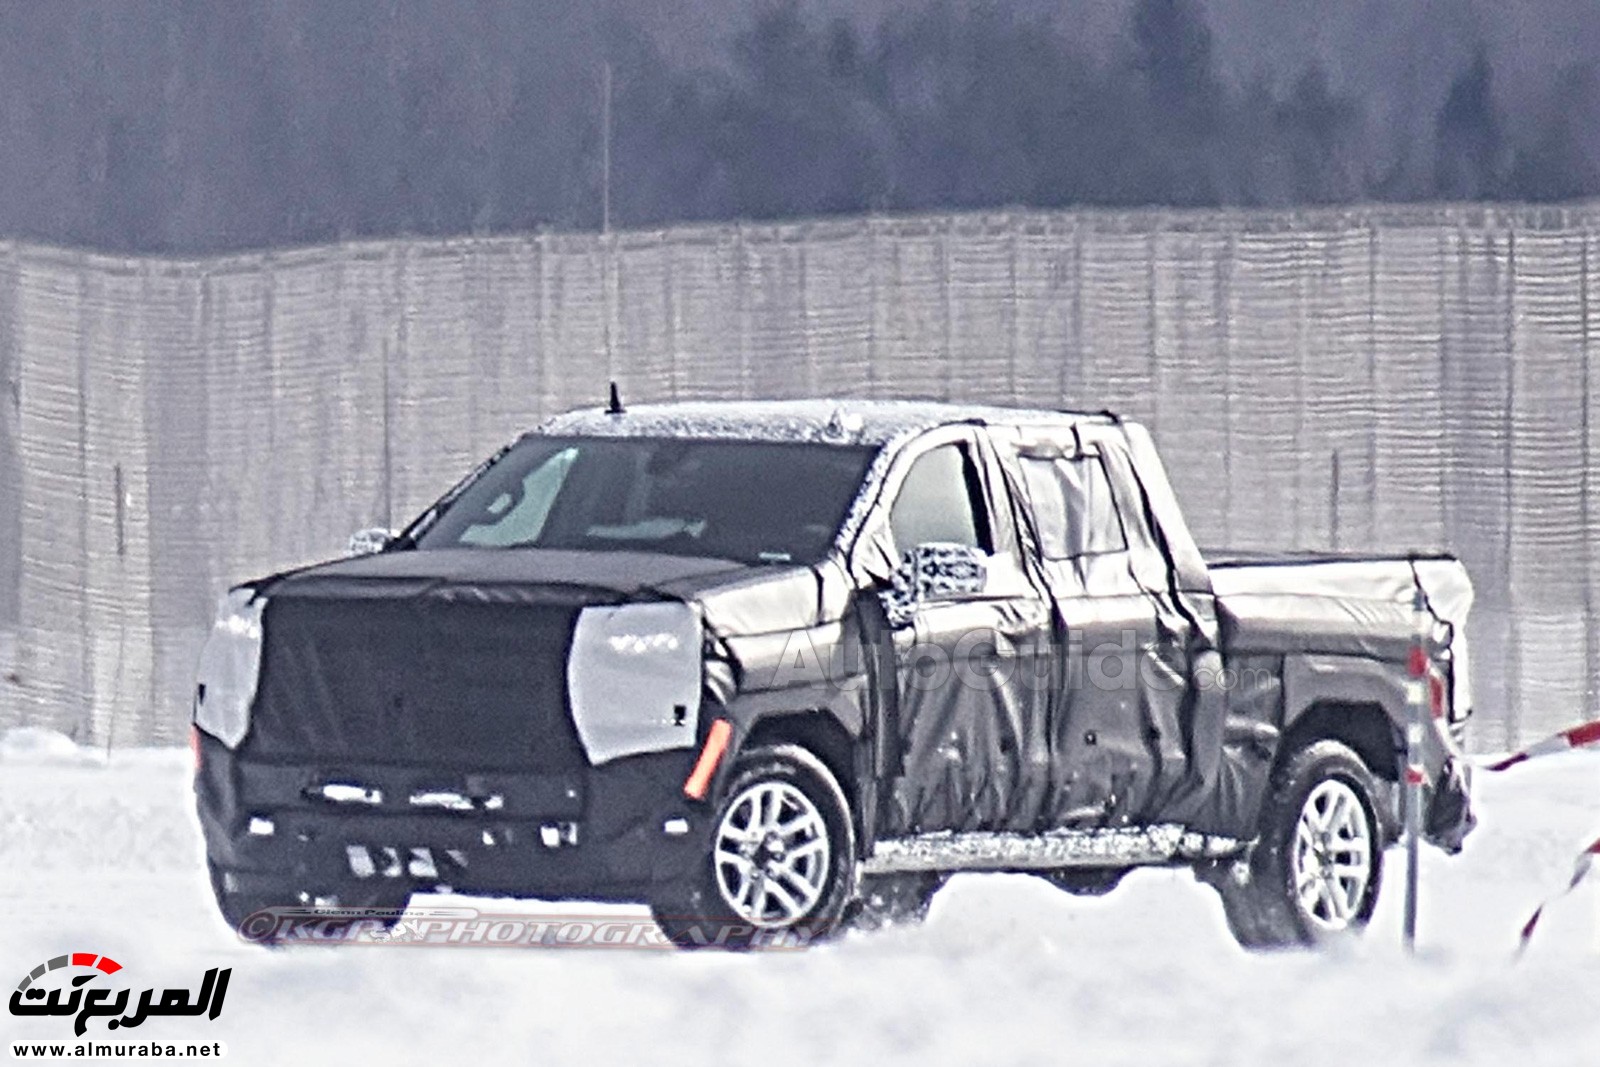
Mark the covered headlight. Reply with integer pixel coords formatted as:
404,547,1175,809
193,587,266,749
567,602,702,765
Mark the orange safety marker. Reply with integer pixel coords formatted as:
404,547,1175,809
683,719,733,800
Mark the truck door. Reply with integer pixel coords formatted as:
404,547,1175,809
852,426,1054,836
1000,427,1192,828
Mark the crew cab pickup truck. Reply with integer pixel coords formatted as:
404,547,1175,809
193,399,1477,949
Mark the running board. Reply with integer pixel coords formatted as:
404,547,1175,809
862,824,1244,875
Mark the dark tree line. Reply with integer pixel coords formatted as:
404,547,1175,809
0,0,1596,254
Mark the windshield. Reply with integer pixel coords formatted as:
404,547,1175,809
410,436,878,564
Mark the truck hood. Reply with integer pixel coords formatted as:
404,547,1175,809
258,546,825,636
261,546,752,603
213,548,826,770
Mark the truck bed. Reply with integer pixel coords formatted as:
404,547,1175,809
1205,549,1475,714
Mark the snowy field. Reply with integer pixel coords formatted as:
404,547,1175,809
2,728,1598,1067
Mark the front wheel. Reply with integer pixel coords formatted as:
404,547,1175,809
651,744,856,950
1206,740,1384,949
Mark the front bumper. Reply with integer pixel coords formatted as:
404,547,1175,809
194,731,708,904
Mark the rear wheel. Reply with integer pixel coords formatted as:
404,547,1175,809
651,744,856,950
1207,740,1384,949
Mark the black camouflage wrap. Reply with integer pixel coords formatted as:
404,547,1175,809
194,400,1476,908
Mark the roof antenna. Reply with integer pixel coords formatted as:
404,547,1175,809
606,380,625,416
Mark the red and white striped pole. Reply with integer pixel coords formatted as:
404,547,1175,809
1518,834,1600,954
1403,587,1430,953
1486,720,1600,771
1480,717,1600,953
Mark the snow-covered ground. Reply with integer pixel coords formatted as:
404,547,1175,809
2,729,1598,1066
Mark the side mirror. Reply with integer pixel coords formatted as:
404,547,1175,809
347,527,397,557
882,542,989,627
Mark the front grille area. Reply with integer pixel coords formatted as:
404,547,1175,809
245,594,588,772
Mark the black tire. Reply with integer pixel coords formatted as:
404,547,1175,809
651,744,857,950
843,872,946,932
1207,740,1385,950
209,860,411,946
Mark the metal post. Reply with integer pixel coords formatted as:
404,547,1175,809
75,259,91,744
600,62,612,236
1403,586,1430,952
1330,450,1341,550
381,337,393,532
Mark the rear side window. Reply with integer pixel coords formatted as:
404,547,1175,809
889,444,993,556
1021,455,1127,559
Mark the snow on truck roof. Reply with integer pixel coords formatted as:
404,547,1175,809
536,398,1118,447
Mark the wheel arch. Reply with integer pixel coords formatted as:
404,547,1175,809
1274,700,1401,845
1279,701,1400,782
1281,653,1406,780
738,708,861,811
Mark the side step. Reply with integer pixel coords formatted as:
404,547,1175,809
862,824,1243,875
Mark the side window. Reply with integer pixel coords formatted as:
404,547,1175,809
888,444,993,557
1020,454,1127,559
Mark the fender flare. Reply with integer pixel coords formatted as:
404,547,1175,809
1282,653,1409,742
